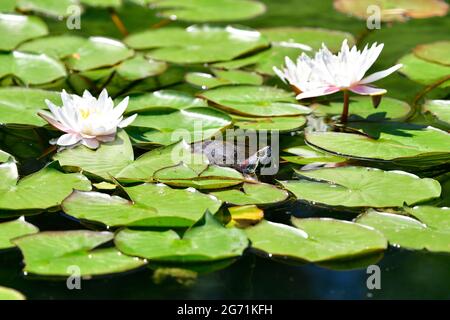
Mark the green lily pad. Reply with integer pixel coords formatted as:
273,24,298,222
0,13,48,51
186,69,263,89
62,183,222,227
0,286,25,300
245,218,387,262
53,130,134,180
311,96,412,121
0,160,91,212
334,0,449,22
0,87,61,127
152,0,266,22
13,230,146,276
117,55,167,81
16,0,79,18
115,213,249,262
305,123,450,163
125,25,269,64
280,166,441,208
282,145,347,165
18,35,87,59
210,183,288,205
0,52,67,85
398,53,450,87
356,207,450,253
233,115,307,132
0,0,15,12
0,150,12,163
422,100,450,130
414,41,450,66
80,0,121,7
124,90,207,114
65,37,134,72
129,107,232,145
0,217,39,249
200,85,310,117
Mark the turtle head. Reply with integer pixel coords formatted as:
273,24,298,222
240,146,272,174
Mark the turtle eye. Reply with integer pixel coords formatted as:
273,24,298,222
243,163,257,174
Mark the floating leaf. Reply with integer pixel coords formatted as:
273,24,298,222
18,35,87,59
0,52,66,85
227,205,264,227
398,53,450,87
124,90,207,114
125,25,269,64
80,0,121,7
0,87,61,127
53,130,134,180
414,41,450,66
0,13,48,51
152,0,266,22
0,286,25,300
115,213,248,262
186,69,263,89
16,0,79,18
13,231,146,276
63,183,222,227
282,145,347,165
356,207,450,253
0,217,39,249
334,0,449,22
233,115,306,132
201,85,310,116
245,219,387,262
117,55,167,81
0,150,12,163
0,161,91,212
211,183,288,205
422,100,450,130
305,123,450,164
311,96,411,121
280,166,441,208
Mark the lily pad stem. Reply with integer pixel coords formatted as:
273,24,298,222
341,90,350,123
109,9,128,36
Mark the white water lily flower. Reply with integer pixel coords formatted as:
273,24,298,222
38,89,136,149
274,39,403,100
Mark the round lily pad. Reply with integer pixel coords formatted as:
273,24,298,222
200,85,310,117
0,160,91,213
62,183,222,227
80,0,121,7
422,100,450,130
115,213,249,262
0,217,39,249
280,166,441,208
245,218,387,262
311,96,412,121
282,145,347,165
334,0,449,22
13,230,146,276
18,35,87,59
0,51,67,85
0,286,25,300
16,0,79,18
210,183,288,205
186,69,263,89
356,207,450,253
125,25,269,64
398,53,450,87
152,0,266,22
117,55,167,81
0,13,48,51
233,115,307,132
414,41,450,66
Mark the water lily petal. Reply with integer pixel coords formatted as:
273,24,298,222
97,134,116,142
38,111,70,132
81,138,100,149
349,85,387,96
296,86,340,100
112,96,129,119
359,64,403,84
118,113,137,128
57,133,81,146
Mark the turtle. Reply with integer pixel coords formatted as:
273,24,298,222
191,140,271,174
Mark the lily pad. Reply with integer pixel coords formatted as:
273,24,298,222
356,207,450,253
245,218,387,262
282,145,347,165
115,213,249,262
129,107,232,145
398,53,450,87
210,183,288,205
80,0,121,7
13,230,146,276
16,0,79,18
125,25,269,64
186,69,263,89
0,52,67,85
18,35,87,59
280,166,441,208
117,55,167,81
0,286,25,300
53,130,134,180
0,150,12,163
414,41,450,66
200,85,310,117
152,0,266,22
311,96,411,121
227,205,264,227
0,87,61,127
0,160,91,212
124,90,207,114
62,183,222,227
233,115,307,132
305,123,450,163
422,100,450,130
334,0,449,22
0,217,39,249
0,13,48,51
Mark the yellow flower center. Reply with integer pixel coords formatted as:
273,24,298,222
80,108,91,119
